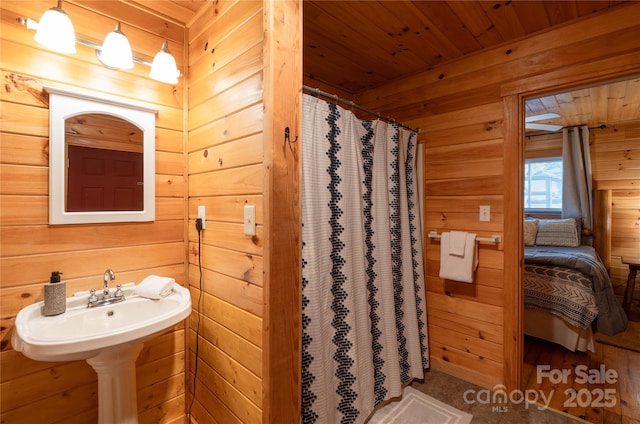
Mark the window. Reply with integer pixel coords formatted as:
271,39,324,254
524,158,562,211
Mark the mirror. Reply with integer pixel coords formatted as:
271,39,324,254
46,86,157,224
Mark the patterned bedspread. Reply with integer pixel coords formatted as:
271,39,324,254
524,245,627,335
524,263,598,329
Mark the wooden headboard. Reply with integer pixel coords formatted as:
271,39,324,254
593,189,612,271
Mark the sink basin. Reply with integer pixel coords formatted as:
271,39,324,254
12,282,191,424
12,282,191,362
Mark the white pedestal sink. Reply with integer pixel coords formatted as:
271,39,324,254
12,282,191,424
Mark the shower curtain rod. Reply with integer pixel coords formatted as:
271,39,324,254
302,85,420,133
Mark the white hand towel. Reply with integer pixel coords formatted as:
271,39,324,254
135,275,175,299
439,232,478,283
448,230,467,257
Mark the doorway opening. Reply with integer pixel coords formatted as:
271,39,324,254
518,76,640,421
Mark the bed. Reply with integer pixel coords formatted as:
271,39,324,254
523,218,628,352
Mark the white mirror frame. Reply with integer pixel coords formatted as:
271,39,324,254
46,86,157,224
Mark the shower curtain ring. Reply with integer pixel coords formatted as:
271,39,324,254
285,126,298,144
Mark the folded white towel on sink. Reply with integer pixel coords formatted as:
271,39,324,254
135,275,175,299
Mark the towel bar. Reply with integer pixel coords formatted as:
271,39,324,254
428,231,501,244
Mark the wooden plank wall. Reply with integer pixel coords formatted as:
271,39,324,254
591,122,640,289
0,1,187,422
355,3,640,390
186,2,265,422
262,0,302,422
524,132,562,159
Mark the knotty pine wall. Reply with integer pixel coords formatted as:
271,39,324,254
186,2,301,421
186,2,265,423
0,1,187,422
356,3,640,390
590,123,640,289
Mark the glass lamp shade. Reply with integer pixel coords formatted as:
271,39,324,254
97,22,134,70
33,2,76,54
149,41,180,84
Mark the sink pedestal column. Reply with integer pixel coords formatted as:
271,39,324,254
86,342,144,424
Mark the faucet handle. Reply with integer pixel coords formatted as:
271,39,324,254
88,288,98,304
114,284,124,298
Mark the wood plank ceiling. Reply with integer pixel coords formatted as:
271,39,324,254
300,1,638,134
524,78,640,133
131,0,637,131
122,0,206,26
131,1,628,95
302,0,628,95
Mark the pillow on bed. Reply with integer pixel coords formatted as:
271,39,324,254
524,219,539,246
535,218,580,247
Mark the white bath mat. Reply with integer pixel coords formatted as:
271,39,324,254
369,386,472,424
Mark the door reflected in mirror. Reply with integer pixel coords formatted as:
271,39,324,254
46,86,157,225
65,113,144,212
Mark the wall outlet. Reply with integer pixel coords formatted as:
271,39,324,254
198,205,206,229
244,205,256,236
479,205,490,222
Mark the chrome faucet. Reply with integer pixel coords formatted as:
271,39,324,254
88,269,125,308
103,269,116,296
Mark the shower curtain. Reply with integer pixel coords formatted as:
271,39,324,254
301,94,429,424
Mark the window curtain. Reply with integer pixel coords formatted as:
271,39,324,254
301,94,428,424
562,125,593,232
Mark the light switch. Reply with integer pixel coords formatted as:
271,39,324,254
244,205,256,236
479,205,490,222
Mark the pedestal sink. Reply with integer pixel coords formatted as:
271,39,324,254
12,282,191,424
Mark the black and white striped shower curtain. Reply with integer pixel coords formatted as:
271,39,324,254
301,94,429,424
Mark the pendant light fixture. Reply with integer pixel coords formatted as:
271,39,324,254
97,22,134,70
149,41,180,84
33,0,76,54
